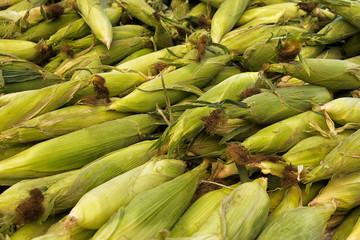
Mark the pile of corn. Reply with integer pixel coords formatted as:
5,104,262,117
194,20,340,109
0,0,360,239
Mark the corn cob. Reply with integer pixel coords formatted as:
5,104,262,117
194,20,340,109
220,24,307,54
153,14,174,50
225,85,332,125
332,207,360,240
199,0,223,8
9,215,61,240
40,140,157,220
309,171,360,211
315,17,360,45
265,185,302,225
66,158,186,229
92,161,209,240
0,39,39,61
192,178,269,240
0,114,159,185
0,78,91,132
116,0,155,27
170,184,237,237
46,7,122,45
283,131,353,168
32,215,95,240
0,103,128,144
0,170,77,224
343,32,360,58
109,54,231,113
158,72,259,156
68,71,148,105
320,0,360,29
267,58,360,90
210,0,251,43
76,0,113,49
303,128,360,183
18,12,80,42
258,203,336,240
236,3,306,27
321,97,360,125
112,43,192,75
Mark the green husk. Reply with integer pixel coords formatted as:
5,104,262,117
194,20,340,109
303,128,360,183
46,7,122,45
109,54,231,113
315,17,360,45
267,58,360,90
158,72,259,156
236,3,306,27
113,43,192,75
320,0,360,29
43,140,158,217
268,188,287,211
332,207,360,240
92,161,209,240
170,184,236,237
316,47,344,60
321,97,360,125
265,185,302,225
76,0,113,48
171,0,190,20
68,71,148,105
117,48,153,64
192,178,269,240
309,171,360,211
210,0,251,43
343,32,360,58
0,143,33,161
0,170,78,224
242,37,281,72
225,85,333,125
66,158,186,229
242,111,327,154
54,37,152,77
0,103,128,144
9,215,61,240
283,131,353,168
116,0,155,26
0,114,159,185
207,66,242,87
0,69,63,94
31,215,95,240
0,39,39,61
257,203,337,240
69,53,102,81
56,24,153,53
199,0,223,8
220,24,307,54
18,12,80,42
0,78,91,132
300,181,327,206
